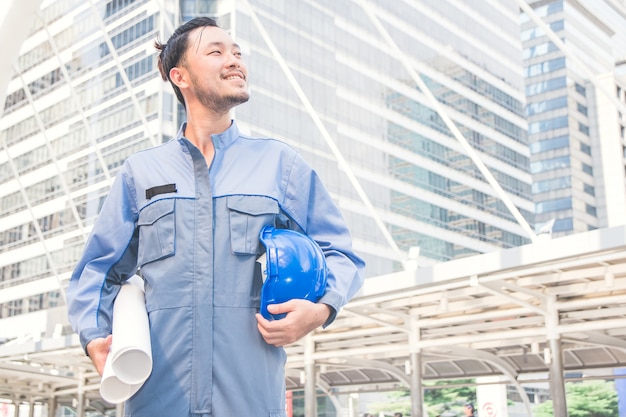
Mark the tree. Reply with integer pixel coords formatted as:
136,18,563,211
367,390,412,416
424,379,476,406
533,380,618,417
365,383,476,417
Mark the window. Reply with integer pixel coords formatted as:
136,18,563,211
7,299,23,317
553,217,573,232
523,42,559,60
524,57,566,77
110,15,155,51
536,197,572,213
27,67,64,96
532,176,570,193
585,204,597,216
105,0,137,19
3,88,27,111
529,116,568,134
521,20,564,41
530,135,569,154
578,123,589,136
526,96,567,116
530,156,570,174
526,77,567,96
580,143,591,155
520,1,564,23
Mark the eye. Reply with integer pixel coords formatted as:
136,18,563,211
208,50,221,55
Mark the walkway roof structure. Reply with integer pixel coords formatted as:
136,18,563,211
1,224,626,412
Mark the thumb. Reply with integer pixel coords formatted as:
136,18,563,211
104,334,113,350
267,300,295,315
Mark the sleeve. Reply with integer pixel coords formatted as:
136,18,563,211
65,165,140,352
283,153,365,326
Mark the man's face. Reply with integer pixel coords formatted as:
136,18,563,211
180,26,249,113
464,405,473,415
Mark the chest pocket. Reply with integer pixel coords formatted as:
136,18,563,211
227,195,279,255
137,198,176,265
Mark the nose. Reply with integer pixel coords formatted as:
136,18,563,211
226,52,241,68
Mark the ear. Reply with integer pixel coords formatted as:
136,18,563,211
169,66,189,89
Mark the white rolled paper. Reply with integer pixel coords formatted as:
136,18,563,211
100,275,152,404
100,356,143,403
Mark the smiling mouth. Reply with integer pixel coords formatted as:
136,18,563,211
224,73,245,81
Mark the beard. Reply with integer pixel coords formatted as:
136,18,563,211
197,89,250,114
190,73,250,114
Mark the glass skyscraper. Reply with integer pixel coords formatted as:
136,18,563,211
521,0,626,236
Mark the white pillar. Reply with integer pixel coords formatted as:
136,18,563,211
304,334,316,417
546,297,568,417
409,317,423,417
48,397,57,417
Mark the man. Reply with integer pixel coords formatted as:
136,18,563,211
66,17,365,416
464,403,476,417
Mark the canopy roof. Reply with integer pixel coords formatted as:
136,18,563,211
1,225,626,410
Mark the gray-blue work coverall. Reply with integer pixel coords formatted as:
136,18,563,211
66,121,365,416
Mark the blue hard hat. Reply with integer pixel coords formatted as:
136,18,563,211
258,225,327,320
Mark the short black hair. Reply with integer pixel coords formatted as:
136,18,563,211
154,17,220,108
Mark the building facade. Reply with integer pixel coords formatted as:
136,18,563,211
521,0,626,237
0,0,533,355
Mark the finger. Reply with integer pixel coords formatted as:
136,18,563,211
255,312,270,323
267,300,297,316
256,314,291,346
256,314,281,338
255,313,275,330
267,300,294,314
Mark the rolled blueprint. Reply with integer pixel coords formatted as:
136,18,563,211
100,275,152,403
100,358,143,404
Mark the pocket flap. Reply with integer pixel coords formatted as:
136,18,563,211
227,195,279,216
138,199,175,226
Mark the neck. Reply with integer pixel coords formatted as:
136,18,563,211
183,108,232,164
